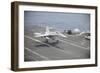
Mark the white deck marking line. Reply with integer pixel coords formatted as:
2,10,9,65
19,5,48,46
25,47,50,60
25,35,73,55
64,37,85,45
60,35,88,45
25,48,39,61
63,34,87,44
57,38,89,50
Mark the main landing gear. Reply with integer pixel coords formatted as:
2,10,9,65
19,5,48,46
45,39,59,44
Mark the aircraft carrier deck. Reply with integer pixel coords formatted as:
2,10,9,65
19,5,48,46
24,25,90,61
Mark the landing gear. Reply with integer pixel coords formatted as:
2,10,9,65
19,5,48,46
45,39,59,44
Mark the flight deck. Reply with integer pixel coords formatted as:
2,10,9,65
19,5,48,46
24,25,90,61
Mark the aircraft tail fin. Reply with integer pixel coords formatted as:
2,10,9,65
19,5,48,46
45,26,50,35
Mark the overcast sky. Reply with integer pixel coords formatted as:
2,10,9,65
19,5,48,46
24,11,90,32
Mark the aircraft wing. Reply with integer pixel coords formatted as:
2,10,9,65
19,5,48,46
56,32,66,37
75,32,85,36
34,33,46,37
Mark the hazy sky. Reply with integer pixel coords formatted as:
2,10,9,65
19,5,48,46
24,11,90,32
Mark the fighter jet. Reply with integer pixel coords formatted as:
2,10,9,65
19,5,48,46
34,26,66,43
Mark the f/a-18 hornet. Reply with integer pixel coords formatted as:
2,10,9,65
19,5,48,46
34,26,66,43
